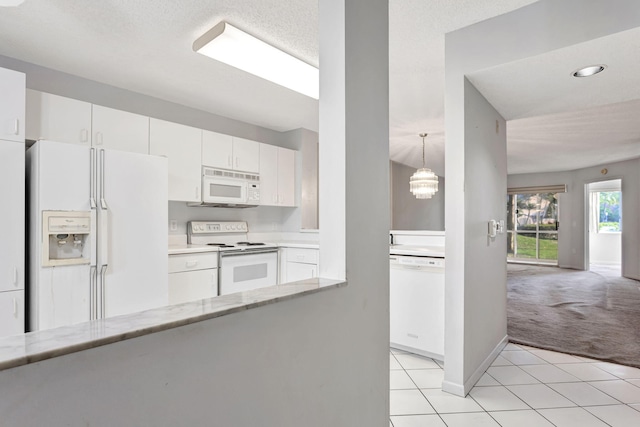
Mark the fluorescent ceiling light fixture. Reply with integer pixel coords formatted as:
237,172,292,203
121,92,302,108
572,64,607,78
193,22,319,99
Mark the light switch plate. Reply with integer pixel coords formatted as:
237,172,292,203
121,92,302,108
169,220,178,231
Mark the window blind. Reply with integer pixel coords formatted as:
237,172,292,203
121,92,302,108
507,185,567,195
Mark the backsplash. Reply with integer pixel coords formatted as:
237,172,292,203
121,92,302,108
168,201,302,235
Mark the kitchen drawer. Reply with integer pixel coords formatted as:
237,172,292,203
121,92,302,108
169,252,218,273
286,248,318,265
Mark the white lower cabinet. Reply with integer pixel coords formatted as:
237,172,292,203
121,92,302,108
0,290,24,338
280,247,319,283
168,252,218,305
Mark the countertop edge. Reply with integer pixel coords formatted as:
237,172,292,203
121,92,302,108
0,278,346,372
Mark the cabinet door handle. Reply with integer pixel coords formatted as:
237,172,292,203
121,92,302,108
13,298,18,317
96,132,103,145
195,186,199,199
185,260,199,268
81,128,89,143
13,267,18,286
12,119,19,135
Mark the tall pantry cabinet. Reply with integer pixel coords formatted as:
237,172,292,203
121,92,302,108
0,67,25,338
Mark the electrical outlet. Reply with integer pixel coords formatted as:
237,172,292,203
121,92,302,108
169,220,178,231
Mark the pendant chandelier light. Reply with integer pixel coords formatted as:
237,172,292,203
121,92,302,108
409,133,439,199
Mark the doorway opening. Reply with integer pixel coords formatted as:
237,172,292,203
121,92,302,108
587,179,622,276
507,191,559,265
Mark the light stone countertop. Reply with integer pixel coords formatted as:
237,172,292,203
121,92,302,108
389,245,445,257
0,278,346,372
274,241,319,249
168,244,218,255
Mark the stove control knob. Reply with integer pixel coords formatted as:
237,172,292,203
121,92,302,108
226,225,230,230
232,225,237,230
241,224,247,230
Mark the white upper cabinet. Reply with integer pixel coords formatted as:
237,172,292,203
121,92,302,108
0,67,25,143
202,132,259,173
26,90,92,145
259,145,296,207
259,143,279,205
149,118,202,202
232,137,260,173
202,130,233,169
277,147,296,207
92,105,149,154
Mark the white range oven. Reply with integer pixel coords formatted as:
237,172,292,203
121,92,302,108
187,221,278,295
196,167,261,207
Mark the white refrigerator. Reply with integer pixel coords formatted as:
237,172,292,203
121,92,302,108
27,140,168,331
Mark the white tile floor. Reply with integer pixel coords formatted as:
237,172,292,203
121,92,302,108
389,343,640,426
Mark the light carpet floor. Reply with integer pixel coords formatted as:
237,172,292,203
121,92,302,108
507,264,640,369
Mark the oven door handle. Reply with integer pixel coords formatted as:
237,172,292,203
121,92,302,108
220,249,279,257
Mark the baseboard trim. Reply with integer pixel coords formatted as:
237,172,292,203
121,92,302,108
390,342,443,362
463,335,508,395
441,380,465,396
442,335,508,397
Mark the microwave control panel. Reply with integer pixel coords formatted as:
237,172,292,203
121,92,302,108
247,183,260,203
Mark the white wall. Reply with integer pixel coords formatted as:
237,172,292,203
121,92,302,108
508,157,640,279
391,161,445,231
590,232,622,265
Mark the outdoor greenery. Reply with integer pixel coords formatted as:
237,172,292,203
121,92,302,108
508,233,558,260
516,224,558,234
599,222,621,232
598,191,621,231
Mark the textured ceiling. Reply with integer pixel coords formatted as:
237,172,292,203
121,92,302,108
1,1,637,177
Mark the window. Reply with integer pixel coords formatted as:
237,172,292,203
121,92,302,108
590,190,621,233
506,192,559,264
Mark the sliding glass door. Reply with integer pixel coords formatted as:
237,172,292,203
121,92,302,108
507,192,559,264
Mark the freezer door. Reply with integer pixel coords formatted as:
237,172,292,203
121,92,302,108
33,265,91,330
27,141,94,331
100,149,168,317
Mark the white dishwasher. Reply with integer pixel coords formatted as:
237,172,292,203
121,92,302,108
390,254,445,360
168,252,218,305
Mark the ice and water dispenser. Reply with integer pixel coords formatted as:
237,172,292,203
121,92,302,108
42,211,91,267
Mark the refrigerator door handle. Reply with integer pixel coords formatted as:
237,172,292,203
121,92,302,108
100,264,108,318
90,265,97,320
90,148,97,209
99,149,108,210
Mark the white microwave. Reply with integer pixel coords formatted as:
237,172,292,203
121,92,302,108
194,167,260,207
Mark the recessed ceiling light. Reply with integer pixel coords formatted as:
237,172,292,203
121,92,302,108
193,22,319,99
572,65,607,78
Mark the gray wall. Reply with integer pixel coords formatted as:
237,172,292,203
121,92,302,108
391,161,445,230
508,157,640,280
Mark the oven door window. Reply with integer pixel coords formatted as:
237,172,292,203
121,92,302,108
209,183,242,199
219,252,278,295
234,263,268,282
